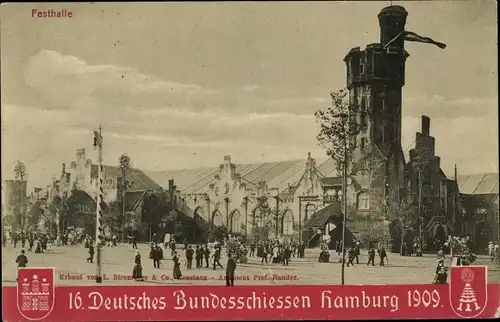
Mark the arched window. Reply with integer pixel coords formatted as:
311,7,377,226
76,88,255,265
281,210,294,236
360,98,367,129
357,192,370,210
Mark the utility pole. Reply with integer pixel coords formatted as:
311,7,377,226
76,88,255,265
122,177,126,243
298,197,302,243
418,170,422,240
340,159,348,286
275,194,280,236
243,197,248,239
341,115,350,285
93,125,104,284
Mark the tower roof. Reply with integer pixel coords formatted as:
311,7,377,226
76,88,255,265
378,5,408,18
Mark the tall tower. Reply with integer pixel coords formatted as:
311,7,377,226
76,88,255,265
344,5,409,157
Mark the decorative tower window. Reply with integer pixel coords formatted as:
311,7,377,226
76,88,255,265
359,62,365,75
360,98,367,129
360,137,367,151
357,192,370,210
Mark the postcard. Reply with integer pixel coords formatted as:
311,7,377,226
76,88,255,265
1,1,499,321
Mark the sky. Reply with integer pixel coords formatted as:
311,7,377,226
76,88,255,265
1,1,498,190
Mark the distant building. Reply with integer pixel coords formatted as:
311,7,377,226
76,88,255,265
457,173,499,250
48,148,162,237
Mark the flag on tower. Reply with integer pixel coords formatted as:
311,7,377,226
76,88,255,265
383,31,447,50
402,31,447,49
93,130,102,149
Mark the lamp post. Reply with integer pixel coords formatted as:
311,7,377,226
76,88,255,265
271,189,280,236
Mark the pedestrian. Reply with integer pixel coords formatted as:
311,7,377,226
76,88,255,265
260,244,268,264
195,245,202,268
87,243,95,263
182,238,188,250
132,250,144,281
16,250,28,268
347,246,355,267
354,241,360,264
378,246,387,266
488,242,495,261
213,247,224,270
204,245,211,268
28,236,34,252
367,247,375,266
150,244,160,269
186,245,194,270
226,253,236,287
172,251,182,279
250,242,256,257
132,236,138,249
283,246,291,266
170,240,176,257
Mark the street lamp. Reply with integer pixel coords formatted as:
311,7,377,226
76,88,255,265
270,188,280,236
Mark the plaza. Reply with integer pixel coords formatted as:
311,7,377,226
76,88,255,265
3,244,498,287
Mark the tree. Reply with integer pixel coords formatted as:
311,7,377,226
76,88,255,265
315,89,359,177
118,154,132,240
316,89,360,284
27,200,45,229
14,160,28,181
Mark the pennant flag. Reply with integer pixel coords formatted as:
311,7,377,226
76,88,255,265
403,31,447,49
93,130,102,148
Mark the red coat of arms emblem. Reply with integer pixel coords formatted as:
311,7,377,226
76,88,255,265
17,267,56,320
449,265,488,318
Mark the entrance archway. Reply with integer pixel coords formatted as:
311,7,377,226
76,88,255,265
281,209,294,235
230,209,242,233
212,210,224,227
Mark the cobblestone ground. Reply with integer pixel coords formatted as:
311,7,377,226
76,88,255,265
2,244,499,286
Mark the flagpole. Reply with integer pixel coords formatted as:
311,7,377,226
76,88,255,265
94,125,104,283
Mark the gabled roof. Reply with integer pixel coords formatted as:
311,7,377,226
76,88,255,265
124,191,148,212
304,201,341,228
145,157,338,194
457,173,499,195
91,165,161,191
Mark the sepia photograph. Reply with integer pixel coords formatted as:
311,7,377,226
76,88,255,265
1,0,498,303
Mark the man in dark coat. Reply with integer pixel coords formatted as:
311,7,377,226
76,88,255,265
185,245,194,270
283,246,291,266
354,241,360,264
204,245,211,268
87,244,95,263
346,246,356,267
16,250,28,268
226,253,237,287
213,247,223,270
367,247,376,266
195,245,202,268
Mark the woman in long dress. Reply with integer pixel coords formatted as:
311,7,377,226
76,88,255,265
172,251,182,280
133,250,144,281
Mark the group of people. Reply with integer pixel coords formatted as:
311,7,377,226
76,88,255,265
488,241,500,262
5,229,52,254
401,237,424,257
133,240,237,286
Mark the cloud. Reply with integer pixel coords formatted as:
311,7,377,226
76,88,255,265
22,50,330,116
5,49,498,189
404,94,497,119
